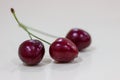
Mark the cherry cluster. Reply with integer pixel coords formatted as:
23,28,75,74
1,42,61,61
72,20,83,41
11,8,91,66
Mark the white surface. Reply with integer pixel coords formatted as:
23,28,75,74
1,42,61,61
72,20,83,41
0,0,120,80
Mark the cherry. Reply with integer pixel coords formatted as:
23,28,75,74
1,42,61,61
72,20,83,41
49,38,78,63
19,39,45,65
11,8,81,64
66,28,91,51
10,8,51,65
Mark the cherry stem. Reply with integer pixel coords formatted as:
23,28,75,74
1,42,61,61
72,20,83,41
10,8,51,45
11,8,32,39
11,8,58,39
27,26,58,38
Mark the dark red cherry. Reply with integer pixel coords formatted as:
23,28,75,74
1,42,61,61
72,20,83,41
49,38,78,63
18,39,45,65
66,28,91,51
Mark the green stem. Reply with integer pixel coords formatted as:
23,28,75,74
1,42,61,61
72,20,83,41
27,26,58,38
10,8,51,45
11,8,32,39
18,23,51,45
19,23,32,39
29,32,51,45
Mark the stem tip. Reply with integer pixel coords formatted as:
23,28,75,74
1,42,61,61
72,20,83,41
11,8,15,13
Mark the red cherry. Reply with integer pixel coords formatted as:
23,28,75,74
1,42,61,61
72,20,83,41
66,28,91,51
18,39,45,65
49,38,78,63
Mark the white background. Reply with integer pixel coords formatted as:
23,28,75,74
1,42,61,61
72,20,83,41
0,0,120,80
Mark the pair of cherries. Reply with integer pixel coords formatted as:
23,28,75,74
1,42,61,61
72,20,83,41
11,8,91,66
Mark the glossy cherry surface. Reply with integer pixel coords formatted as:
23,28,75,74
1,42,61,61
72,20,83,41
18,39,45,65
49,38,78,63
66,28,91,51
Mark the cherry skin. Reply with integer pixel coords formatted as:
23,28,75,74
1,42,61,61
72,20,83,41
66,28,91,51
18,39,45,66
49,38,78,63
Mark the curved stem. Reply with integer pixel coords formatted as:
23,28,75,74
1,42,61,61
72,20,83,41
19,23,32,39
10,8,51,45
29,32,51,45
11,8,32,39
27,26,58,38
19,23,51,45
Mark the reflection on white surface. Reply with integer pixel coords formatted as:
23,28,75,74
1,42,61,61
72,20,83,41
17,56,85,80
